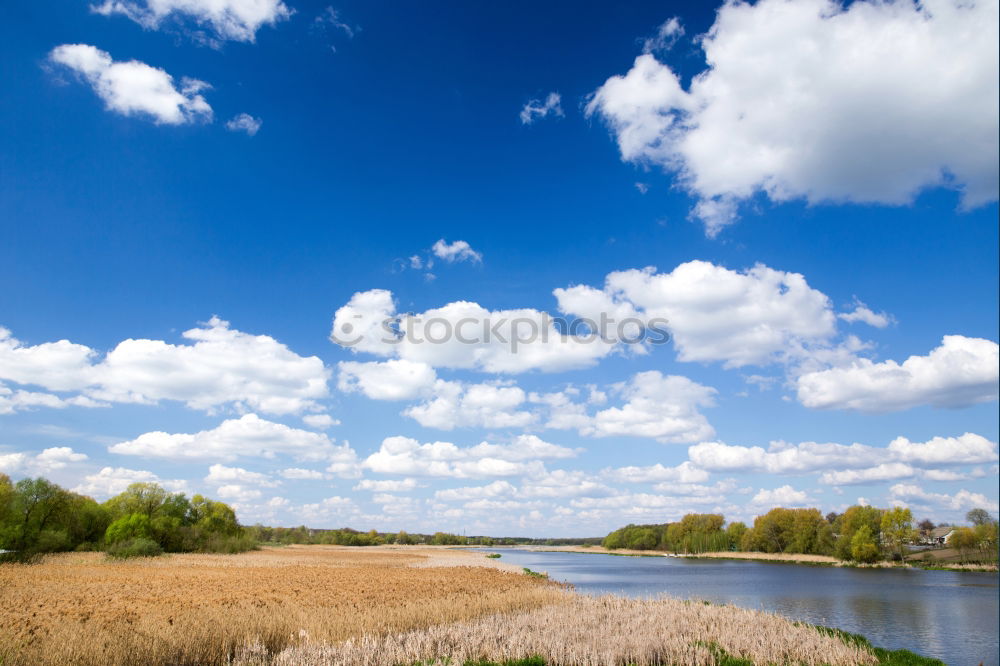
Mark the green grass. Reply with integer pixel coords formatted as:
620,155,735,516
485,553,502,559
813,625,945,666
692,641,754,665
105,537,163,559
521,567,548,579
409,658,545,666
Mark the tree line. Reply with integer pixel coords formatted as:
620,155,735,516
1,472,601,560
1,473,254,561
244,526,602,547
601,506,999,563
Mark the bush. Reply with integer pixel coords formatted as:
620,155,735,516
199,533,258,554
106,537,163,559
105,513,153,545
34,529,72,553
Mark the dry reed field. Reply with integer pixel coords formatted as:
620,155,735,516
0,546,561,666
237,595,878,666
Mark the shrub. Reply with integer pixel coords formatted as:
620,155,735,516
105,513,153,545
106,537,163,559
199,533,259,554
35,529,72,553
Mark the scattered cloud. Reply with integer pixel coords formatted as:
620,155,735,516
641,17,684,54
889,483,999,513
205,463,279,487
796,336,999,411
750,485,811,508
49,44,212,125
363,434,578,479
302,414,339,429
404,380,536,430
818,463,917,486
688,433,998,487
314,6,356,42
587,0,998,235
431,239,482,263
72,466,188,499
838,300,893,328
0,317,330,416
331,290,617,373
338,360,437,401
0,447,88,475
279,467,326,480
520,92,563,125
91,0,291,43
543,371,715,444
555,260,838,368
225,113,262,136
354,478,420,492
603,461,709,485
108,413,359,467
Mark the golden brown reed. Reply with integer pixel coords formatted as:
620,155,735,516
239,595,877,666
0,546,561,666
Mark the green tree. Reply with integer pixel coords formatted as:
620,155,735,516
949,527,979,563
725,522,747,550
850,524,880,563
626,527,658,550
5,477,72,554
105,513,153,544
966,508,994,527
880,507,913,561
741,508,829,555
396,530,414,545
834,506,883,561
189,495,240,536
104,482,173,519
602,528,626,550
974,521,998,561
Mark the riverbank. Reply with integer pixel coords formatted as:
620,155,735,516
484,545,998,572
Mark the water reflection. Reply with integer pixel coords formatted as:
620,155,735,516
472,549,998,666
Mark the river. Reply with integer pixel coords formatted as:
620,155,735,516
474,548,998,665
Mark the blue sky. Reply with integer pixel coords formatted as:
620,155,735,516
1,0,997,535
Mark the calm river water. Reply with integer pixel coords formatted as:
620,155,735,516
474,548,998,665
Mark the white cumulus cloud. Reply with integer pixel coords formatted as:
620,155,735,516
796,335,999,412
0,317,330,416
555,260,838,368
108,413,358,467
363,434,578,479
49,44,212,125
331,290,617,373
586,0,999,235
91,0,291,43
431,239,482,263
72,466,188,499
